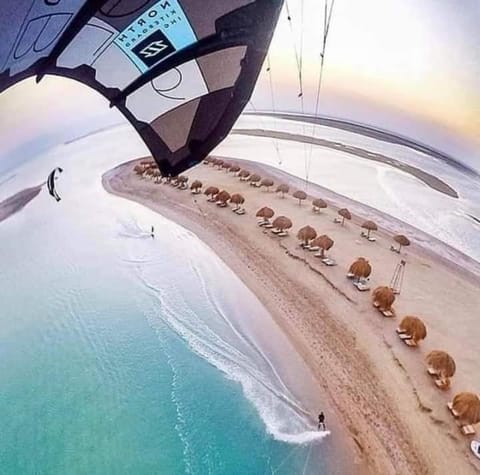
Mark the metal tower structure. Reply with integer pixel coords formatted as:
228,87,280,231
390,259,406,294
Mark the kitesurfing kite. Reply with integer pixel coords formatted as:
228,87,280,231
47,167,63,202
0,1,283,176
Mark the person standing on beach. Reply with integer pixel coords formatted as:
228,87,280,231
318,412,326,431
151,225,155,238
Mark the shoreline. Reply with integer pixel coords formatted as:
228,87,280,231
232,128,459,198
103,158,480,474
0,184,42,224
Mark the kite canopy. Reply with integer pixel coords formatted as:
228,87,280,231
0,1,283,175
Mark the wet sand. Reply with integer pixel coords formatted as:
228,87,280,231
0,185,42,224
104,158,480,474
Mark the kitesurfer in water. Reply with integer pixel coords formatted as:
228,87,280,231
318,412,326,431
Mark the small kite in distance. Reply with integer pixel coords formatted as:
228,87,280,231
47,167,63,202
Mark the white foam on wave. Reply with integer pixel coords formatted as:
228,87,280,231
127,246,326,446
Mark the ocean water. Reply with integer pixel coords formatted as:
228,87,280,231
0,127,341,475
222,115,480,263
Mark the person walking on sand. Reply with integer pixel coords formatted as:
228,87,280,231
318,412,326,431
150,225,155,238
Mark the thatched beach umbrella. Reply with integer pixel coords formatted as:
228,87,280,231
230,193,245,210
297,225,317,245
215,159,224,169
144,167,155,178
312,198,327,213
293,190,307,205
249,173,261,185
272,216,293,231
312,234,334,257
216,190,231,204
209,158,218,166
134,164,144,175
451,393,480,425
372,286,395,311
239,169,250,180
362,220,378,238
204,186,219,200
261,178,274,191
349,257,372,280
230,165,241,173
393,234,410,252
256,207,274,220
338,208,352,225
221,161,231,171
190,180,203,193
276,183,289,198
426,350,456,383
152,170,162,183
399,316,427,344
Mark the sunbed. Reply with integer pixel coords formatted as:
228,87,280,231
271,228,281,234
235,208,246,215
321,257,337,266
333,217,342,224
447,402,460,417
471,441,480,459
381,309,394,317
346,272,355,278
278,231,288,237
434,378,450,390
461,425,476,436
308,246,320,252
354,281,370,291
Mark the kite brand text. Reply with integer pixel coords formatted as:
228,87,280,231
116,10,182,49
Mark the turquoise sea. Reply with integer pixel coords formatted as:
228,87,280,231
0,126,344,474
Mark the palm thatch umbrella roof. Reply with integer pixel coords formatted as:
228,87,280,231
249,173,261,183
230,165,241,173
221,161,231,170
145,167,155,176
338,208,352,220
394,235,410,247
372,286,395,310
312,234,334,256
239,169,250,178
261,178,274,188
209,158,219,166
204,186,219,197
362,220,378,231
297,225,317,244
312,198,327,209
215,159,224,167
216,190,231,203
349,258,372,279
276,183,289,196
190,180,203,190
293,190,307,204
272,216,293,230
134,164,144,175
230,193,245,205
399,316,427,343
426,351,456,378
256,207,274,219
452,392,480,425
177,175,188,183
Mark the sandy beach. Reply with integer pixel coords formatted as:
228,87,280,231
103,157,480,474
0,185,42,224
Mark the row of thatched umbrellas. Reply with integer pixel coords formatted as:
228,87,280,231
204,158,412,251
371,286,479,429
